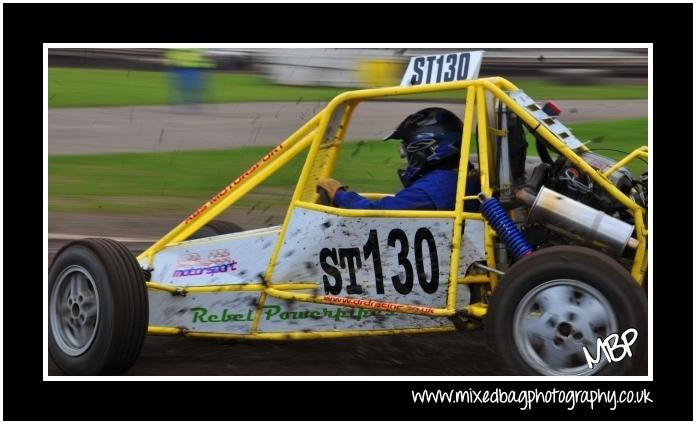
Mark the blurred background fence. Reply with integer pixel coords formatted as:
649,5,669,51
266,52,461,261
48,47,647,87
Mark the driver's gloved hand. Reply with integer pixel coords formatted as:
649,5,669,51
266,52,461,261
316,178,345,202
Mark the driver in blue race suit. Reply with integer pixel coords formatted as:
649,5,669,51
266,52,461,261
317,107,480,211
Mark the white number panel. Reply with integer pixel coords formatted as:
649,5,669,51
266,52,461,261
272,208,456,308
401,51,484,86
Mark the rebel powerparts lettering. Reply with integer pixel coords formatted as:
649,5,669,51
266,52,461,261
190,305,398,323
191,307,254,323
262,305,397,322
185,143,284,223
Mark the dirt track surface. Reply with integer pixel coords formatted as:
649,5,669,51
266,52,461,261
50,332,499,376
49,331,499,376
48,100,647,155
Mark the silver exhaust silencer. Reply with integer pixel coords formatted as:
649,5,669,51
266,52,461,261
528,186,637,254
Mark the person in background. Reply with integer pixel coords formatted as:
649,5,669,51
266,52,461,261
165,48,214,107
317,107,480,211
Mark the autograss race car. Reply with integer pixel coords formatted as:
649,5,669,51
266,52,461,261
48,52,648,376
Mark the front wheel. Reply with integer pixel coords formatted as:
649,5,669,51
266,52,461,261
486,245,647,376
49,238,149,375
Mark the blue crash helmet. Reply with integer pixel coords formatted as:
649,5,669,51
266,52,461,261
384,107,464,187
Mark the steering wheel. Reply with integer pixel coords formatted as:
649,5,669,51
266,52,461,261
316,187,332,206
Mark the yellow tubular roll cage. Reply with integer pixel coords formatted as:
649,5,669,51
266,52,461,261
138,77,648,336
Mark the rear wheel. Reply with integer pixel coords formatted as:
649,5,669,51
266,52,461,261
189,220,244,239
486,245,647,376
49,238,148,375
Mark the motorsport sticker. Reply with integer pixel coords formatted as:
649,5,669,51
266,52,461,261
173,249,239,278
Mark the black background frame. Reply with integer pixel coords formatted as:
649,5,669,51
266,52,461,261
4,2,692,421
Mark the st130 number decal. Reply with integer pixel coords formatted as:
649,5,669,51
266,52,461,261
320,227,440,296
400,51,484,86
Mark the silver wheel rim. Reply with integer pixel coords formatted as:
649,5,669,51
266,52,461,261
513,279,617,375
50,265,100,356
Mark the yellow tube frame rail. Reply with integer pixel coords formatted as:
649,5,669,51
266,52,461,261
140,76,648,341
603,146,648,178
137,115,320,264
148,325,455,339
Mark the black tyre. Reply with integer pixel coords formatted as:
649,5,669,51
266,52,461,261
189,220,244,240
486,245,647,376
49,238,149,375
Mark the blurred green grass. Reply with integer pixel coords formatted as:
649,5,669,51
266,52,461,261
48,67,648,108
49,118,647,212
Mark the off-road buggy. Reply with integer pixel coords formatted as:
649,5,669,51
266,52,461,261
49,52,648,376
